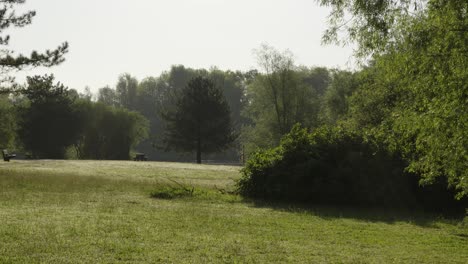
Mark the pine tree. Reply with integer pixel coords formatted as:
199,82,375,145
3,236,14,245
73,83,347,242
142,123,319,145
0,0,68,88
162,76,236,164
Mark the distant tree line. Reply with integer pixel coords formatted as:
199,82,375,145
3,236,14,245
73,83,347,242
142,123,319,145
92,66,251,162
1,75,148,160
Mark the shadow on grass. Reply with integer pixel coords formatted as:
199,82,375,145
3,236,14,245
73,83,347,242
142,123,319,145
145,178,466,228
245,199,467,228
150,186,194,200
147,184,466,228
149,176,242,203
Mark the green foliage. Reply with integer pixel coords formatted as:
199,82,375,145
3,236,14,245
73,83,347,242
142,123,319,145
74,101,149,160
17,75,82,158
162,76,236,163
238,124,465,211
249,45,318,137
209,68,248,130
322,70,359,124
388,1,468,198
242,45,331,154
97,86,118,106
0,0,68,86
115,73,138,110
321,0,468,198
95,66,247,162
318,0,425,57
0,95,16,148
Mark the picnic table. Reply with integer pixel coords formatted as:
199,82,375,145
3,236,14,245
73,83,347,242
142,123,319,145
134,153,148,161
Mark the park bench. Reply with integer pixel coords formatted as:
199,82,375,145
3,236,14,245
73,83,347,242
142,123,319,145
134,153,148,161
2,149,16,162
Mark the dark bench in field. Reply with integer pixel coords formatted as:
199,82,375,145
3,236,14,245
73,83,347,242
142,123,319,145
2,149,16,162
134,153,147,161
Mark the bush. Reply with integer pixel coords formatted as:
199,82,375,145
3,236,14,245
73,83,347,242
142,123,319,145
238,124,466,211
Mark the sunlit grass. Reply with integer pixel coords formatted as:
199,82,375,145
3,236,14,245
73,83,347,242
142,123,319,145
0,160,467,263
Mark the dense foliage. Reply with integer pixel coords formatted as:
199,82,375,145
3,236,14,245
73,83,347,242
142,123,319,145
237,0,467,207
94,66,248,162
318,0,468,197
238,125,465,211
74,101,148,160
17,75,82,158
241,45,331,154
0,74,149,160
0,94,16,148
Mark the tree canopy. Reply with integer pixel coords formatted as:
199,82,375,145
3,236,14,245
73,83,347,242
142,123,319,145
320,0,468,197
241,45,331,154
74,101,149,160
18,75,82,158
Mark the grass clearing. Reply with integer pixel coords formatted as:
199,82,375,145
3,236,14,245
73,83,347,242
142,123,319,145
0,160,467,263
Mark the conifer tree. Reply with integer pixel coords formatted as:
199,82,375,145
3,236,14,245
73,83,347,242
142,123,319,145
0,0,68,88
162,76,236,164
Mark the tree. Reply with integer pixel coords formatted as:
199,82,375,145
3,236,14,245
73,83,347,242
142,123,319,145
0,0,68,87
74,101,149,160
253,44,297,137
0,94,16,148
97,86,118,106
162,76,236,164
209,68,247,129
134,77,165,158
241,45,331,154
320,0,468,197
147,66,246,162
115,73,138,110
321,70,359,124
18,75,82,158
318,0,425,58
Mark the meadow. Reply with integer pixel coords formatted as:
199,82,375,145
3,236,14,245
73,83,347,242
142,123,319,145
0,160,467,263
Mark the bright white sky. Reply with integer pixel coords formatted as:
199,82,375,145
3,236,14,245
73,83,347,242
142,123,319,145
10,0,354,92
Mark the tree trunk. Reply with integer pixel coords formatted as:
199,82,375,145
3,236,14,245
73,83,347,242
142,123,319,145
196,138,202,164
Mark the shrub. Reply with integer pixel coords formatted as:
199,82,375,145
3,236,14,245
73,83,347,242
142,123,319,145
238,124,465,211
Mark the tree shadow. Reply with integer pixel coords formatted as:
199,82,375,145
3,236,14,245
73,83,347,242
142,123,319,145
245,199,466,228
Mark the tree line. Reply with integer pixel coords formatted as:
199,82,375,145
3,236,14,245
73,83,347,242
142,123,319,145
1,58,342,162
1,0,466,208
1,75,149,160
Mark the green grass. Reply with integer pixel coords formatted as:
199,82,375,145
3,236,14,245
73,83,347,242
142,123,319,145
0,160,467,263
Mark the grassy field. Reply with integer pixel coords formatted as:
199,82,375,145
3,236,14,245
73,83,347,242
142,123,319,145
0,160,467,263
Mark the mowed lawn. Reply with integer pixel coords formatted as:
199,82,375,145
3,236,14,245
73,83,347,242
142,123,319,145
0,160,467,263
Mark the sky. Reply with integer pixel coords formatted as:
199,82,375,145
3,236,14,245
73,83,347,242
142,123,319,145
10,0,354,92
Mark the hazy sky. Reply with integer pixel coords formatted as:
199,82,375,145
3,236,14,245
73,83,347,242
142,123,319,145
11,0,354,92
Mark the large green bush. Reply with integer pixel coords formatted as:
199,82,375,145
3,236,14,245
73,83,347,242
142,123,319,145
238,125,465,211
